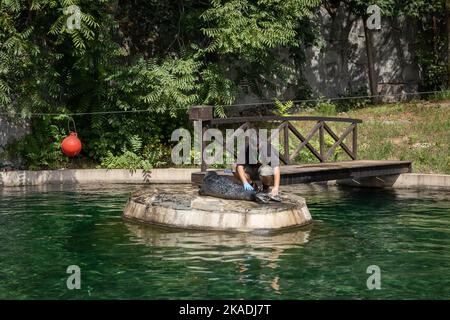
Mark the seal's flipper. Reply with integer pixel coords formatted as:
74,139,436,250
255,193,270,204
268,194,282,202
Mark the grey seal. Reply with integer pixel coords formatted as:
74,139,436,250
199,171,271,203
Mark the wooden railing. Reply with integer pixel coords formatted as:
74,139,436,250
189,106,362,172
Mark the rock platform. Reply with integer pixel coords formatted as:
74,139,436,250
123,186,312,233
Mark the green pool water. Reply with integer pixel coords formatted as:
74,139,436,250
0,184,449,299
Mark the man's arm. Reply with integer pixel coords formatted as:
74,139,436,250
235,165,254,191
271,166,281,196
236,165,248,184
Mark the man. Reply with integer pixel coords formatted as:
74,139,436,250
232,152,281,201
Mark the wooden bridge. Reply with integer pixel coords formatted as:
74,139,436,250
189,106,412,185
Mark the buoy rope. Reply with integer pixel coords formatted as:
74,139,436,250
0,90,448,117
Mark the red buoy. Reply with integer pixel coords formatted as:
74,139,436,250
61,132,82,157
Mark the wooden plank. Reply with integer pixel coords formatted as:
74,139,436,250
191,160,412,185
276,122,288,165
211,115,362,125
283,122,289,164
189,105,213,120
319,121,325,162
201,123,207,172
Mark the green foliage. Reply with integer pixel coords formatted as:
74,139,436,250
1,0,324,170
128,135,142,153
100,150,153,171
200,0,320,100
335,88,371,112
2,0,446,170
200,64,237,118
403,0,447,90
99,135,170,171
5,116,69,170
315,100,336,115
429,89,450,101
201,0,319,59
0,1,199,168
104,56,201,116
273,98,294,116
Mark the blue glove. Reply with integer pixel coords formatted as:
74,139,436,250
243,182,254,191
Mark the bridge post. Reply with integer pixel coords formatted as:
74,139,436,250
283,123,290,164
188,105,214,172
353,124,358,160
319,121,325,162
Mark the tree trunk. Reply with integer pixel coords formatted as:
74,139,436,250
364,20,378,103
446,0,450,89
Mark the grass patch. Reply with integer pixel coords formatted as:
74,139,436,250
428,90,450,101
291,101,449,174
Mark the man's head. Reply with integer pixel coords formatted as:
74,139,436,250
258,165,274,188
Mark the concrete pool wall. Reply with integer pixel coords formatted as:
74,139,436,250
327,173,450,191
0,168,449,190
0,168,198,187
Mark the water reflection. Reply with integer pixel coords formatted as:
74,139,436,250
125,222,314,295
126,222,313,256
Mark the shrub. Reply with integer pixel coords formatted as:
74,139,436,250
316,101,337,115
273,99,294,116
428,90,450,101
99,135,170,170
335,88,371,112
5,116,69,170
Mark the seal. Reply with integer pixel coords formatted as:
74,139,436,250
199,171,271,203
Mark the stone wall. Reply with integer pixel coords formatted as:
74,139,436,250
235,6,421,104
302,7,420,101
0,117,29,165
